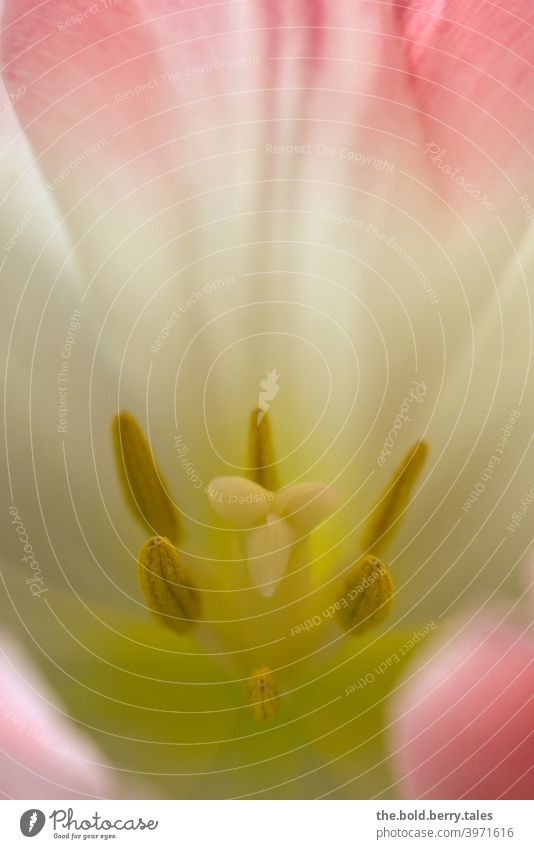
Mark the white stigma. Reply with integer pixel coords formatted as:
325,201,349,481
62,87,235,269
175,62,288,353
207,476,337,597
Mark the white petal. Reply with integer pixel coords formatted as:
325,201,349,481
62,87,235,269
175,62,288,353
207,477,273,527
244,515,297,598
275,482,338,535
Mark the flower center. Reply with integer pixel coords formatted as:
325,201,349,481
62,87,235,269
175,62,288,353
112,408,428,720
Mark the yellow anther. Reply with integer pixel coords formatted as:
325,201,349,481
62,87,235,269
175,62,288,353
248,409,279,491
112,411,182,543
248,666,279,721
362,440,428,555
337,555,394,636
138,536,200,633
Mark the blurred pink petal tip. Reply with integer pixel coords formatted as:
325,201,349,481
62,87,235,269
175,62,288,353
0,633,118,799
389,613,534,799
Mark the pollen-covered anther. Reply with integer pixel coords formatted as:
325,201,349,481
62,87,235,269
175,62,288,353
337,555,394,637
112,410,182,543
138,536,201,634
248,666,279,721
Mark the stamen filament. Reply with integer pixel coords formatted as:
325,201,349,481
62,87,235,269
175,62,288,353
248,409,279,491
362,440,428,555
113,411,182,543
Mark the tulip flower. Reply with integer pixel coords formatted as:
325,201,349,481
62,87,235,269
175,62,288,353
1,1,534,798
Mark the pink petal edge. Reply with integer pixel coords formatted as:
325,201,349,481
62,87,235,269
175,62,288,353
389,611,534,799
0,633,118,799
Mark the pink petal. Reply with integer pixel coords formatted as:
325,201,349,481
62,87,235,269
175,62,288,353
396,1,534,206
0,634,118,799
389,613,534,799
522,555,534,614
0,1,412,159
0,1,417,247
0,1,427,493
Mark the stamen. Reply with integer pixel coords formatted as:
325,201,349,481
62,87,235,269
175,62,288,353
362,440,428,555
248,666,279,720
113,411,182,543
338,555,394,636
248,409,278,491
138,536,201,633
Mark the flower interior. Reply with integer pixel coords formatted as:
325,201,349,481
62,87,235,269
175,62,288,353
113,407,428,720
